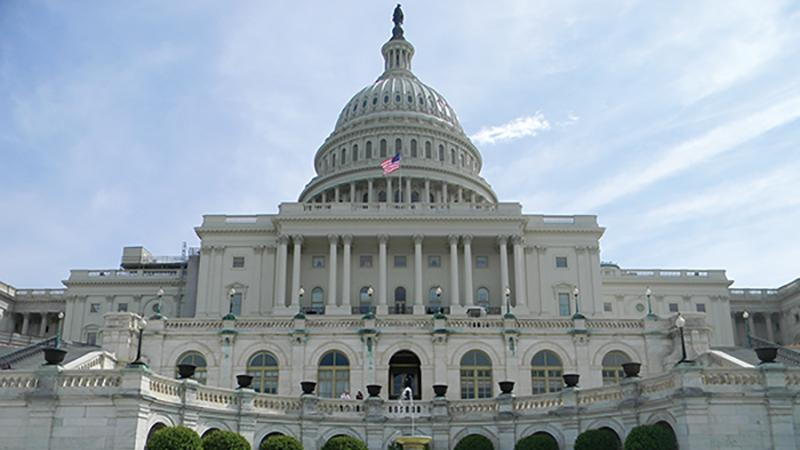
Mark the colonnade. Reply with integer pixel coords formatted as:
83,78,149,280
310,176,487,205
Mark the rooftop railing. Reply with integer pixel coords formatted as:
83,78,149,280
602,267,728,280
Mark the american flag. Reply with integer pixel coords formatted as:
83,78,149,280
380,153,401,175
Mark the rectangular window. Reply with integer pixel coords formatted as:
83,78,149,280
555,256,568,268
230,293,243,316
232,256,245,268
117,303,128,312
428,255,442,268
90,303,101,313
312,256,326,268
603,302,612,312
475,256,489,269
86,332,97,346
669,303,679,313
558,293,571,317
394,255,407,268
359,255,373,268
696,303,706,313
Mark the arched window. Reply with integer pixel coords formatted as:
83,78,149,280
311,287,324,314
352,144,358,162
410,139,418,157
601,351,631,385
438,144,445,161
531,350,563,394
450,149,456,164
393,189,402,203
425,141,432,159
476,287,490,309
394,287,407,314
380,139,387,157
395,138,402,154
247,351,279,394
318,351,350,398
176,351,207,384
341,148,347,164
332,153,337,167
460,350,492,399
366,141,373,159
389,350,421,400
428,287,442,313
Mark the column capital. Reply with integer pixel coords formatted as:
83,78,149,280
277,234,290,245
413,234,424,245
378,234,389,244
254,245,266,254
448,234,460,245
291,235,304,246
511,235,525,246
328,234,339,245
342,234,353,245
497,235,509,246
461,234,473,245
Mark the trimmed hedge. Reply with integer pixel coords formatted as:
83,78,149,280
261,435,304,450
321,435,368,450
515,433,559,450
202,430,250,450
574,429,620,450
147,426,202,450
454,434,494,450
624,425,677,450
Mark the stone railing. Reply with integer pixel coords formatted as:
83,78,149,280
448,398,498,415
587,319,644,330
514,391,563,412
59,370,122,389
385,401,432,418
317,399,364,417
0,280,15,297
64,351,117,371
252,395,301,415
700,368,764,386
602,267,728,281
0,373,38,390
148,373,182,402
195,384,239,411
577,384,623,405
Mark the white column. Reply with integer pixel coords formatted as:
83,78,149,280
449,235,460,310
406,178,412,203
458,187,463,203
387,178,393,203
462,235,474,306
275,235,288,311
38,314,47,337
512,235,528,313
442,182,448,203
21,313,29,335
341,235,352,312
334,186,340,203
377,234,389,314
349,182,355,202
498,236,510,308
368,179,374,203
290,235,303,310
413,234,424,314
327,234,338,310
766,314,775,342
424,179,431,204
747,315,755,339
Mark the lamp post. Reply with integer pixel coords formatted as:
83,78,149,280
645,287,658,320
224,288,237,320
150,287,165,320
675,313,693,364
295,286,306,319
434,286,444,317
572,287,585,320
504,286,512,316
55,311,65,349
367,285,374,314
127,317,149,368
742,311,751,348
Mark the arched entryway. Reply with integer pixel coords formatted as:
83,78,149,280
655,421,679,449
389,350,421,400
145,423,167,450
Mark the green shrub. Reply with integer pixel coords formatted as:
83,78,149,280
624,425,677,450
202,430,250,450
515,433,559,450
387,442,430,450
454,434,494,450
321,435,368,450
147,426,202,450
261,435,304,450
574,429,620,450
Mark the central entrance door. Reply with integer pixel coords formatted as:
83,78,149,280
388,350,421,400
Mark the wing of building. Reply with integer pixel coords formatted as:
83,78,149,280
1,6,800,450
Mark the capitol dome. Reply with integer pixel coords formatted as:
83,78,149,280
298,9,497,205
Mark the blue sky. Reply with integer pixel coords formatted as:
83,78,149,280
1,0,798,288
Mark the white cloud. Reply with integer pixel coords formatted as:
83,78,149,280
470,113,551,145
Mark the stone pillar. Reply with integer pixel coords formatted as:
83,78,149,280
424,179,431,203
512,236,527,312
275,235,288,311
442,181,448,203
457,187,463,203
368,179,374,203
377,235,388,314
290,235,303,310
38,314,47,337
413,234,425,314
448,235,460,310
766,314,775,342
406,178,412,204
327,234,338,310
21,313,29,335
387,178,393,203
349,181,356,202
748,314,756,339
334,186,340,203
498,236,510,305
462,235,474,307
341,235,352,313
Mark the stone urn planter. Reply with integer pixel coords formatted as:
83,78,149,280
498,381,515,394
236,374,253,389
622,362,642,378
562,373,580,388
366,384,382,398
177,364,196,379
300,381,317,395
755,347,778,364
43,347,67,365
432,384,448,398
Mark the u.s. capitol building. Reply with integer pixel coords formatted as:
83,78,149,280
1,7,799,450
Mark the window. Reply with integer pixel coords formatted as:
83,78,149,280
331,153,336,167
394,255,407,268
86,331,97,346
380,139,387,157
531,350,563,394
312,256,325,268
360,255,373,268
558,293,571,317
555,256,568,268
176,352,208,384
352,144,358,162
318,351,350,398
230,292,242,316
476,287,490,308
696,303,706,313
475,256,489,269
341,148,346,163
603,302,612,312
669,303,679,313
601,351,630,385
311,287,324,314
438,144,444,161
460,350,493,399
366,141,373,159
394,287,407,313
395,138,402,153
90,303,101,313
117,303,129,312
410,139,417,157
247,352,279,394
359,286,373,313
428,255,441,268
232,256,245,268
425,141,432,159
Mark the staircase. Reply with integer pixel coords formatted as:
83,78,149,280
0,336,57,369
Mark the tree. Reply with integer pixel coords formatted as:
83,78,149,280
321,435,368,450
261,435,304,450
624,425,677,450
574,429,620,450
515,433,559,450
202,430,250,450
453,434,494,450
147,426,202,450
